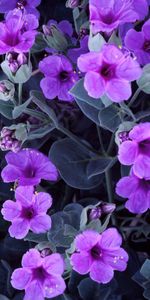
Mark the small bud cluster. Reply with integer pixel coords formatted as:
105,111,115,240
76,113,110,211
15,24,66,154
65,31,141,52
89,202,116,221
118,131,130,143
6,52,27,73
0,127,21,153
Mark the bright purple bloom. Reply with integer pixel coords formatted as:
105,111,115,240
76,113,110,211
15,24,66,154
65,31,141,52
71,228,128,283
116,171,150,214
89,0,148,34
78,44,141,102
118,122,150,179
0,9,38,54
68,35,89,64
1,148,58,185
39,55,78,102
1,186,52,239
125,19,150,65
11,249,66,299
0,0,41,18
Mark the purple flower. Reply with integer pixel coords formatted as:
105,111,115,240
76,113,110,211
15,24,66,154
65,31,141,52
89,0,148,34
78,44,141,102
116,171,150,213
0,9,38,54
1,148,58,185
125,19,150,65
0,0,41,18
11,249,66,299
68,35,89,64
71,228,128,283
1,186,52,239
118,122,150,179
39,55,78,102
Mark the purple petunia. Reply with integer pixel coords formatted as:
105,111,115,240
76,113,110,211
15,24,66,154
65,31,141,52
125,19,150,65
1,148,58,185
89,0,148,34
71,228,128,284
116,171,150,213
11,249,66,299
0,9,38,54
0,0,41,18
1,186,52,239
78,44,141,102
39,55,78,102
118,122,150,179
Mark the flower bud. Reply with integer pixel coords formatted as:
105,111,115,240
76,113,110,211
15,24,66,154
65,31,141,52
101,203,116,214
89,207,102,220
118,131,130,143
42,25,51,36
66,0,80,8
40,248,52,258
0,80,15,101
45,25,68,51
0,127,21,153
17,53,27,66
9,61,19,73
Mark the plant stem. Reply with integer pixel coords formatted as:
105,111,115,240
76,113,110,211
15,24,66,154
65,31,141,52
18,83,23,105
96,125,106,155
128,88,141,108
31,69,40,76
107,133,115,155
105,170,116,226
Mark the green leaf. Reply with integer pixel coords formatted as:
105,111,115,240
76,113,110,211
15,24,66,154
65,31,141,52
98,105,122,132
31,33,47,53
1,61,32,84
140,259,150,280
137,64,150,93
0,100,14,119
49,138,102,189
13,97,32,119
75,98,100,125
88,32,106,52
70,78,104,109
87,157,117,178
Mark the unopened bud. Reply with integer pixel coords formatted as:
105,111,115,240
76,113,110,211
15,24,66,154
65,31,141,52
118,131,130,143
101,203,116,214
9,61,19,73
41,248,52,258
0,127,21,153
0,80,15,101
89,207,102,221
17,53,27,66
43,25,51,36
66,0,79,8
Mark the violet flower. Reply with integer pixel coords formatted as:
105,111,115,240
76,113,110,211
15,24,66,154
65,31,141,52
77,44,141,102
39,55,78,102
1,186,52,239
116,171,150,214
68,35,89,64
71,228,128,283
0,9,38,54
125,19,150,65
11,249,66,299
0,0,41,18
1,148,58,185
118,122,150,179
89,0,148,34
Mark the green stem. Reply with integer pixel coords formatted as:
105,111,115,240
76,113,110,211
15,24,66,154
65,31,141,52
128,88,141,108
31,69,40,77
96,125,106,155
105,170,116,226
107,133,115,155
18,83,23,105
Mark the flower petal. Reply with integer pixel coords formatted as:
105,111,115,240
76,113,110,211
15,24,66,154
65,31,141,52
100,228,122,249
1,165,22,183
44,275,66,298
15,186,34,207
24,281,44,300
22,249,42,268
30,215,51,233
35,192,52,213
116,175,139,198
125,29,144,50
106,79,131,102
9,219,29,239
43,254,64,275
118,140,138,165
71,252,92,274
11,268,32,290
133,155,150,179
90,261,114,284
84,71,105,99
1,200,21,221
125,188,149,213
40,77,59,100
75,230,100,251
103,248,128,271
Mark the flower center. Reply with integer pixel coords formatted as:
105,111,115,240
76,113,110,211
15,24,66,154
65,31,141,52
17,0,27,9
21,206,35,220
100,62,115,80
32,266,47,282
59,71,69,81
101,11,116,25
24,167,36,178
143,40,150,53
139,139,150,155
91,245,102,260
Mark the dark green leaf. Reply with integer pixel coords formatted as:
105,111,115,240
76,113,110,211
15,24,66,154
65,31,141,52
87,157,117,178
98,105,122,132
